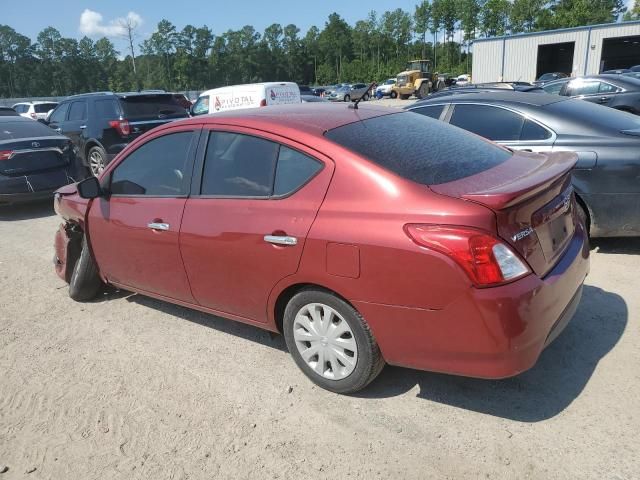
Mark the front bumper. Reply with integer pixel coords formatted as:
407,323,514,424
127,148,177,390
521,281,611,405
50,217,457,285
0,169,77,205
353,223,590,379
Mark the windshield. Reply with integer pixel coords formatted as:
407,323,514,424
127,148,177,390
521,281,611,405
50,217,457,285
325,112,512,185
406,61,430,72
385,79,395,85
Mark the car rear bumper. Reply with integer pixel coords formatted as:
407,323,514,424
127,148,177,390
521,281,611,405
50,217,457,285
353,223,590,379
0,169,76,205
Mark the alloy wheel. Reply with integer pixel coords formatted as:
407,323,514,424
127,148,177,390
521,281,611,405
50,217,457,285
89,150,105,177
292,302,358,380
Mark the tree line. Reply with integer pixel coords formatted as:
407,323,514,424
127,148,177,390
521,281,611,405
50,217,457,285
0,0,632,98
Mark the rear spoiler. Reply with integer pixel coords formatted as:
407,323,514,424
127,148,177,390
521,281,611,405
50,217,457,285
462,152,576,209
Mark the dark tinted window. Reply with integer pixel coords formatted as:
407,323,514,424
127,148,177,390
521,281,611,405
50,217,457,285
34,103,58,113
325,112,512,185
111,131,193,196
547,98,640,132
68,101,87,121
49,103,69,123
521,119,552,140
543,81,567,95
450,104,524,141
274,147,322,196
95,99,120,118
599,82,617,93
0,120,59,140
201,132,279,197
0,108,19,116
119,95,187,120
412,105,445,119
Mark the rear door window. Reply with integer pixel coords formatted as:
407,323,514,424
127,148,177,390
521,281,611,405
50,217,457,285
543,81,567,95
449,104,524,141
34,103,58,113
68,101,87,121
119,95,188,120
599,82,618,93
325,112,512,186
411,105,446,120
111,131,194,196
273,146,323,196
566,81,600,96
201,132,279,197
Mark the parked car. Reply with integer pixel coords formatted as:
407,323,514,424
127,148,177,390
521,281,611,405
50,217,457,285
325,83,370,102
45,91,189,177
541,74,640,114
533,72,568,86
602,69,632,74
630,65,640,72
301,95,329,103
298,85,313,95
623,72,640,80
12,101,59,121
540,78,570,95
53,103,588,393
407,91,640,237
0,116,79,205
311,87,327,97
191,82,301,116
455,74,471,86
375,78,397,97
426,83,541,100
0,106,19,116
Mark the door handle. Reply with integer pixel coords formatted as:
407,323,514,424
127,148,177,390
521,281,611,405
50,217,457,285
54,127,62,133
148,222,170,231
264,235,297,246
599,97,609,103
80,125,87,129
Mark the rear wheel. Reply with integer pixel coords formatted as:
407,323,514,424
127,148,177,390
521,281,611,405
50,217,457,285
283,289,385,394
363,93,370,101
87,146,107,177
400,94,411,100
344,94,351,102
69,235,103,302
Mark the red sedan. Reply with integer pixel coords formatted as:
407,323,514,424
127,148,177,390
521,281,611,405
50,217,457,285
53,104,589,393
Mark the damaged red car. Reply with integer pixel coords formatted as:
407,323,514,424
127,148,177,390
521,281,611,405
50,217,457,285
53,104,589,393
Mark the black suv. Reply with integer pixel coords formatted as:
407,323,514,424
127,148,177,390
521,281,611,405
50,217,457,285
45,92,189,176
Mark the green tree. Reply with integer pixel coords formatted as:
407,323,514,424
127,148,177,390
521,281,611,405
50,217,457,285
481,0,511,37
414,1,432,59
511,0,546,32
624,0,640,20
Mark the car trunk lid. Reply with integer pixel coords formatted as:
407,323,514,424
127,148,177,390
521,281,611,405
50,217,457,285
0,137,71,176
431,151,578,277
118,93,189,138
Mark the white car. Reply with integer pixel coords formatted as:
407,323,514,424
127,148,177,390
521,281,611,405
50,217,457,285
191,82,301,115
376,78,397,97
12,101,59,121
455,74,471,87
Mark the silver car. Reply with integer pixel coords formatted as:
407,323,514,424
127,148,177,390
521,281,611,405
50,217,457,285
326,83,370,102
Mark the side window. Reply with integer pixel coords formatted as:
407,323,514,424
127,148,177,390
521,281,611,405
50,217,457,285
521,119,552,141
412,105,445,120
543,81,566,95
49,103,69,123
191,96,210,116
95,99,120,119
567,81,600,96
68,101,87,121
111,131,193,196
274,146,323,196
201,132,279,197
449,104,524,141
599,82,617,93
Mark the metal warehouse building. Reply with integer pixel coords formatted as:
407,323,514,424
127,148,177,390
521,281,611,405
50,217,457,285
472,21,640,83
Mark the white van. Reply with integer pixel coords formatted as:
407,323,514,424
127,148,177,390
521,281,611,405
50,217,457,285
191,82,301,115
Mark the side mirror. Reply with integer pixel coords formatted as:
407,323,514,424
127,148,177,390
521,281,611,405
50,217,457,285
77,176,103,199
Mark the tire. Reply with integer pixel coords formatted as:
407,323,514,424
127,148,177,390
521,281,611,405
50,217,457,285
400,94,410,100
417,82,430,99
87,146,107,177
69,235,102,302
363,93,370,101
344,94,351,102
436,80,445,91
390,91,398,99
283,289,385,394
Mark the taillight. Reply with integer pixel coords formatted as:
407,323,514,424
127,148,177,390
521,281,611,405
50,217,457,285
0,150,13,161
404,225,531,287
30,112,37,119
109,119,131,136
259,99,267,107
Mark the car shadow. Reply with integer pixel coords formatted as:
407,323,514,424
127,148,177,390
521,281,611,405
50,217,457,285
356,285,627,422
591,237,640,255
0,200,55,221
124,292,287,353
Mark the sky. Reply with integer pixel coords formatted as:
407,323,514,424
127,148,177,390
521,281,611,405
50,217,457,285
3,0,422,52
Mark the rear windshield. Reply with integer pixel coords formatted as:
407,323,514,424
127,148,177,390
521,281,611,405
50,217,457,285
34,103,58,113
547,98,640,132
0,120,59,141
325,112,512,185
119,94,188,120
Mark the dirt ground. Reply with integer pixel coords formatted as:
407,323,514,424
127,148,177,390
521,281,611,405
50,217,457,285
0,201,638,480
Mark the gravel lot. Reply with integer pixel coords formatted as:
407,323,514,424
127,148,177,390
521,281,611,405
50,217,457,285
1,188,639,478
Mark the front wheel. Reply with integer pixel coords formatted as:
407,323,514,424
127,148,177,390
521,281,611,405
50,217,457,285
417,82,430,99
69,235,103,302
344,94,351,102
283,289,385,394
390,91,398,99
399,94,410,100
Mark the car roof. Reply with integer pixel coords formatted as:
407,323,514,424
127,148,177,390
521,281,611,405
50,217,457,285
413,90,568,107
170,103,398,135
